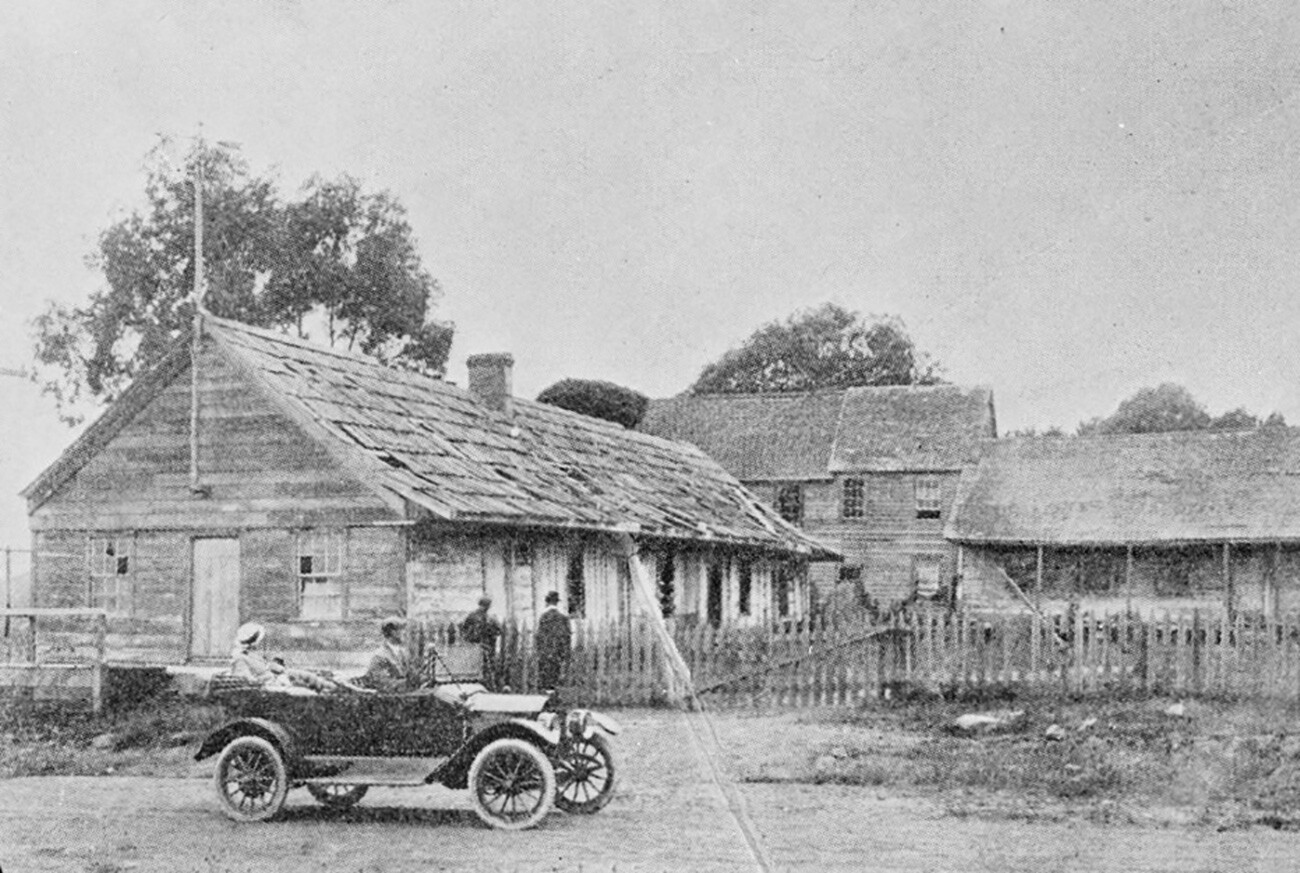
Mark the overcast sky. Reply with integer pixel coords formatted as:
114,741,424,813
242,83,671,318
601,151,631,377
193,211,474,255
1,0,1298,555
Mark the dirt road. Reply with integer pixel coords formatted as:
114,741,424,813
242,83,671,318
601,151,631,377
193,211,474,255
1,709,1297,872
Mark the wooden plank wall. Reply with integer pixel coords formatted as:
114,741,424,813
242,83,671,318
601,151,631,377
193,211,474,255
749,472,959,610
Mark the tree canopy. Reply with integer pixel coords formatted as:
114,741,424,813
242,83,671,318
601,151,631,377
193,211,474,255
32,138,453,421
689,303,942,395
536,379,649,429
1075,383,1286,435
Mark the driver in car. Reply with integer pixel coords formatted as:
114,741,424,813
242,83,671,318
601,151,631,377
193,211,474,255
360,615,414,692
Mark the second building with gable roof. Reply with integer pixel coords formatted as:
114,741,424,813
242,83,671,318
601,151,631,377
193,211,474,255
641,384,996,614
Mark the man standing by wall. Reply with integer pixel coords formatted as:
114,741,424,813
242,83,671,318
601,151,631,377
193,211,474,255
536,590,572,692
461,595,502,689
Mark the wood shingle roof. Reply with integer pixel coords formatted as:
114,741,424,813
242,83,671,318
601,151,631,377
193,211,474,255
947,428,1300,545
205,317,832,555
640,384,996,480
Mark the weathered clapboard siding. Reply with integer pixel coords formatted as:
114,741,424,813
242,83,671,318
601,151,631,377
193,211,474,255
27,337,406,665
750,472,960,608
32,338,391,533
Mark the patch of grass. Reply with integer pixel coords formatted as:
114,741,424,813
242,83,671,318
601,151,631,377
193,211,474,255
792,693,1300,827
0,686,227,776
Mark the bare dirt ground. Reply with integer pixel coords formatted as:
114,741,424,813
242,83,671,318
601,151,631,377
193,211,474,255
2,708,1299,872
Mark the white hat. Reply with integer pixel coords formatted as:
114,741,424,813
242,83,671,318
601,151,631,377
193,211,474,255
236,622,265,646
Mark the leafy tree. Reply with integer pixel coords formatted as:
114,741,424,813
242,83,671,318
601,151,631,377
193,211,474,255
689,303,942,394
1077,383,1286,435
536,379,649,429
32,138,452,421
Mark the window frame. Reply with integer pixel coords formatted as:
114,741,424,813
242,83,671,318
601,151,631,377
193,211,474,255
914,475,942,519
841,477,865,519
296,529,347,621
87,533,134,617
913,553,944,598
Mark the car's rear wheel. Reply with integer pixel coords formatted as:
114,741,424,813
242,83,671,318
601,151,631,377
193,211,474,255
306,783,369,810
555,733,616,814
213,735,289,822
468,737,556,830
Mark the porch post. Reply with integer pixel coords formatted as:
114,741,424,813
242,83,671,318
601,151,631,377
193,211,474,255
1222,542,1232,616
1035,545,1044,612
1125,545,1133,614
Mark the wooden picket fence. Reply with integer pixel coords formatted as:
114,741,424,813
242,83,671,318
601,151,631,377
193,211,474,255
433,608,1300,708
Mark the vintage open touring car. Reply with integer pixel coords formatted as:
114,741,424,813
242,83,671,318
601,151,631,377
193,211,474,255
196,677,620,830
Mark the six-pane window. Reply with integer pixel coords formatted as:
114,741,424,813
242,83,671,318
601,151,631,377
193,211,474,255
914,475,942,519
297,530,345,620
841,478,864,519
88,535,132,616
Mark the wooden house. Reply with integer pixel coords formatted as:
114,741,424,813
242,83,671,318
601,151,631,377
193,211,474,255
21,315,834,669
947,428,1300,616
640,385,996,611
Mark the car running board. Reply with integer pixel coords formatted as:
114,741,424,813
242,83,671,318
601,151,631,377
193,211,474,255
299,756,449,787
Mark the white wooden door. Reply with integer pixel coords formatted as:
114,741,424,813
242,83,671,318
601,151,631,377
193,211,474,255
191,538,241,659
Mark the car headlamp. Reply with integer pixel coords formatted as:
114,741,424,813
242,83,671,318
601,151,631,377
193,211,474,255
565,709,592,738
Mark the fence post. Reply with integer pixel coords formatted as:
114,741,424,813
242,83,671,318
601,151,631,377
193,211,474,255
1191,609,1203,696
92,611,107,715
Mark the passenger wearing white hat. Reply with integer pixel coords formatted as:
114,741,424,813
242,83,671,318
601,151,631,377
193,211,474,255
229,622,337,693
229,622,291,687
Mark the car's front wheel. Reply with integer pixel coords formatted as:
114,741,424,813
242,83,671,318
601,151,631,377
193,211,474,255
306,783,369,810
555,733,616,814
468,737,556,830
213,735,289,822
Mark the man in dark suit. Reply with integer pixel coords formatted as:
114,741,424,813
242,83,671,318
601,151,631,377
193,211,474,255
461,595,502,689
536,590,572,691
361,616,412,692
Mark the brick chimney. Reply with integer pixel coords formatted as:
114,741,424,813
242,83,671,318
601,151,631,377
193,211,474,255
466,353,514,414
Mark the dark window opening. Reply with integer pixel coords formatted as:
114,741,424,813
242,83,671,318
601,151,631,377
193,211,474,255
842,478,864,519
738,561,753,616
775,567,792,618
776,483,804,525
512,540,533,567
566,546,585,618
657,552,676,618
706,562,724,627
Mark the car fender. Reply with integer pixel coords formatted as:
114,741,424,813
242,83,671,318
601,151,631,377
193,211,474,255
194,717,298,766
428,719,560,789
589,711,622,737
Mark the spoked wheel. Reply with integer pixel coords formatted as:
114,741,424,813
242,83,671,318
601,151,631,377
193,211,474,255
306,783,369,810
213,736,289,822
554,733,616,814
468,737,556,830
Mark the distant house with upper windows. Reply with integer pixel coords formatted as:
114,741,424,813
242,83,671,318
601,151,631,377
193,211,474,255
640,385,996,611
21,315,834,669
